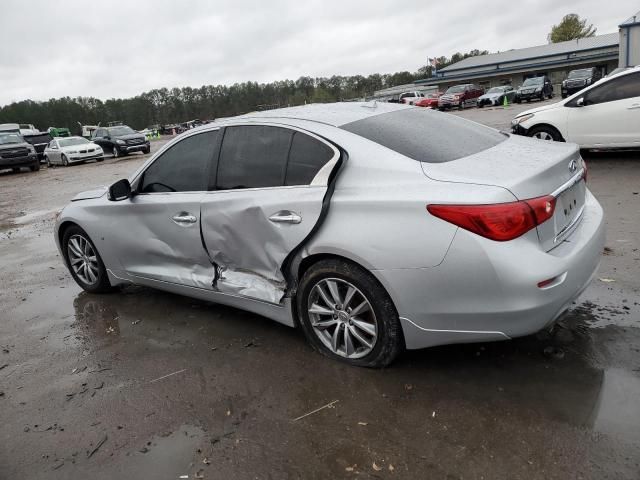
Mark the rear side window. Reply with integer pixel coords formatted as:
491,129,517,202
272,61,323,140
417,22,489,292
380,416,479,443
285,132,335,186
341,108,506,163
585,72,640,105
216,125,292,189
140,130,218,193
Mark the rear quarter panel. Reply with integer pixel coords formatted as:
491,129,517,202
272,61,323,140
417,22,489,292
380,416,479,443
301,127,518,270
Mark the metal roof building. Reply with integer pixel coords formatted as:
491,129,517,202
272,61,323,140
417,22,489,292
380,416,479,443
415,34,620,92
415,10,639,93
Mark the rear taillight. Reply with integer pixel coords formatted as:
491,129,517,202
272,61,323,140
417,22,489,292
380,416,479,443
427,195,556,242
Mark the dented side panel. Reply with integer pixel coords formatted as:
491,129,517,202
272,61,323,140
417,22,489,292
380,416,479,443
99,192,215,289
200,186,326,303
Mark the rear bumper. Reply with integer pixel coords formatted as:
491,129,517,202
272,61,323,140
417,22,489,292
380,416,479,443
373,190,605,350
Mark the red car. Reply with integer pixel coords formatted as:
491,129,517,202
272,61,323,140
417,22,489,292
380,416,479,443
438,84,485,110
414,92,442,108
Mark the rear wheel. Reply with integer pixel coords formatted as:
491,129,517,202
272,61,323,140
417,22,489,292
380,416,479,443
528,125,563,142
297,259,403,368
45,155,51,168
62,225,113,293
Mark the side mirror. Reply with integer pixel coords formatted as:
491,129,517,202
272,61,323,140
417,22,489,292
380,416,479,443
576,97,585,107
108,179,131,201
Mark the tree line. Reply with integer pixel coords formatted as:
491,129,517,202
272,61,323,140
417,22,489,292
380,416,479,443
0,50,490,134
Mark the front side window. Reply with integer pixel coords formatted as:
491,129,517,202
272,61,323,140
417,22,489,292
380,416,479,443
216,125,292,190
285,132,335,186
140,130,218,193
585,72,640,105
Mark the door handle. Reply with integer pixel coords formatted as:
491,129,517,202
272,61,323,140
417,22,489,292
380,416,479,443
269,210,302,224
627,103,640,110
171,212,197,225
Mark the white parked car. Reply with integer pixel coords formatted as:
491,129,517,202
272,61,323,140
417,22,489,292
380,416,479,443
511,66,640,148
44,136,104,166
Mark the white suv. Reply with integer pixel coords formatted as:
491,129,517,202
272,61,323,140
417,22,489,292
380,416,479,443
511,67,640,149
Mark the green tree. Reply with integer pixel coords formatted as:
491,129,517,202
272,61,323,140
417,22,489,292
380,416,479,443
548,14,596,43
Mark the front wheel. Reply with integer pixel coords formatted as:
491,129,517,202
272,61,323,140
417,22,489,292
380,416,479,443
112,147,120,158
62,225,113,293
297,259,403,368
528,125,563,142
30,162,40,172
61,154,69,166
143,146,151,154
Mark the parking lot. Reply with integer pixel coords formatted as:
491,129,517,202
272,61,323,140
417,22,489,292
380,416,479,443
1,110,639,479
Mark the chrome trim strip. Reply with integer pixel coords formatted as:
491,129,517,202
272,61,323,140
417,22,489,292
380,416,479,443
550,168,585,197
400,317,511,339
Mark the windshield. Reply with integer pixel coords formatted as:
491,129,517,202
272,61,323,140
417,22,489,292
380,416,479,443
446,85,466,94
59,137,89,147
522,77,544,87
0,133,24,145
341,108,506,164
108,126,136,136
568,69,592,79
487,87,505,94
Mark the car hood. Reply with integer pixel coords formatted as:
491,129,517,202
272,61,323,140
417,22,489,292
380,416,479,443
514,100,564,119
0,141,30,151
60,142,101,152
114,133,145,141
71,187,107,201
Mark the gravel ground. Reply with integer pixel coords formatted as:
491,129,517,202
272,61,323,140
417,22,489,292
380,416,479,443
0,119,639,479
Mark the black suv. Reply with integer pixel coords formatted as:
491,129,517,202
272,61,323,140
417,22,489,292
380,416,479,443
0,132,39,173
92,125,150,158
515,76,553,103
561,67,602,98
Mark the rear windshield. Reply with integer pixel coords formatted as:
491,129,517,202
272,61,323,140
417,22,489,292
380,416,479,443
341,108,506,163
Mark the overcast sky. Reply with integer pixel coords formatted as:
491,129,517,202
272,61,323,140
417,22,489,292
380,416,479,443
0,0,636,106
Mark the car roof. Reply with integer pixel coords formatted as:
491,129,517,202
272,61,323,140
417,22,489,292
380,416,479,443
228,102,412,127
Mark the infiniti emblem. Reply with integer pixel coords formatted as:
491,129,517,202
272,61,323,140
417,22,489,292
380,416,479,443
568,159,578,173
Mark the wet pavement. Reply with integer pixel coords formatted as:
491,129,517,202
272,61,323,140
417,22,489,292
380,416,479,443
1,128,639,479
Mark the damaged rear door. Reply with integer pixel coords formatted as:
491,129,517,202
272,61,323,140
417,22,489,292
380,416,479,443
200,124,340,304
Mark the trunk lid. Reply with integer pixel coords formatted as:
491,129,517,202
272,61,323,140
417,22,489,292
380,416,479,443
422,134,586,251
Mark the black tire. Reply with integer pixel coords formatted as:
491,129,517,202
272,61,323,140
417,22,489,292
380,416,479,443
30,162,40,172
527,125,563,142
61,154,69,166
515,98,521,104
297,259,403,368
561,93,567,99
112,147,120,158
12,168,20,173
143,146,151,154
62,225,114,293
96,156,104,162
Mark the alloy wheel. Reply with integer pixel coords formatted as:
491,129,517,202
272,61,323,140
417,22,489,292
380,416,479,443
307,278,377,359
67,234,99,285
112,147,119,158
533,131,554,141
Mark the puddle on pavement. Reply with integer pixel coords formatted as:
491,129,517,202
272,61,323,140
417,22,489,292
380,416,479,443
104,425,206,480
592,368,640,442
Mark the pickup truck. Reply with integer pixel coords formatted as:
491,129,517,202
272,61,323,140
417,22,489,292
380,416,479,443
438,84,484,110
0,124,51,162
0,131,40,173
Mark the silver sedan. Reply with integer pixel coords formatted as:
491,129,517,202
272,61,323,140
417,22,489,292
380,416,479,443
54,103,605,367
